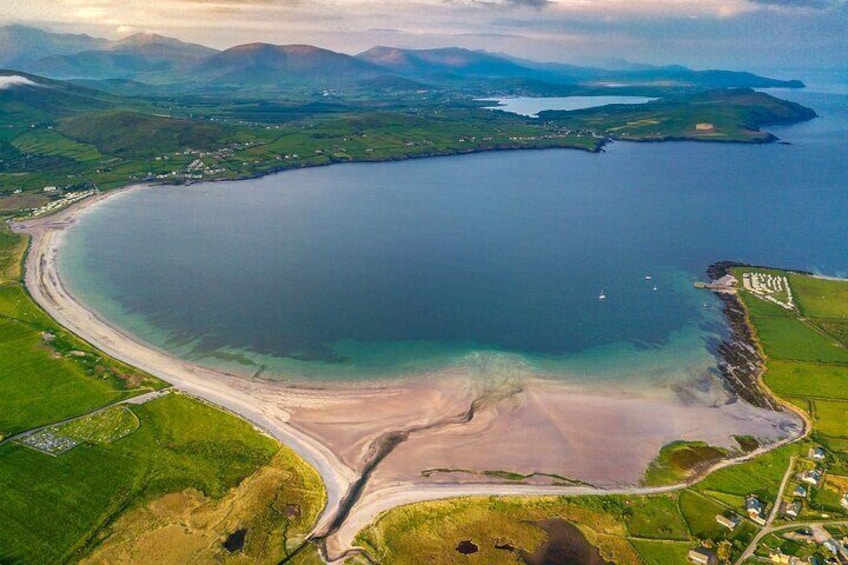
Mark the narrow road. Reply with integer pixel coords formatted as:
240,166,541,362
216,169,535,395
734,520,848,565
734,455,796,564
0,388,170,448
767,456,796,527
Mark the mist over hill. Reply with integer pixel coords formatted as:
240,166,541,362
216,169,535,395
0,25,805,95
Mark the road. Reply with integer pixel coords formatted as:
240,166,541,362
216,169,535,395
734,520,848,565
0,388,170,448
734,455,795,564
767,456,797,527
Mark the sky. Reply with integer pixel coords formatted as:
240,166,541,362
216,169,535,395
4,0,847,73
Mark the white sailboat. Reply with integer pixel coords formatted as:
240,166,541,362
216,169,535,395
599,289,607,300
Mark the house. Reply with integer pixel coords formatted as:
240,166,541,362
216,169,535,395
783,500,802,519
810,447,827,461
769,552,792,564
716,512,742,530
770,554,816,565
822,539,840,555
43,186,58,193
688,547,718,565
841,493,848,510
801,468,824,486
714,274,738,287
793,485,808,498
747,495,767,525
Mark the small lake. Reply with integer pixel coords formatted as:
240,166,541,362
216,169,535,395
60,85,848,383
480,95,656,117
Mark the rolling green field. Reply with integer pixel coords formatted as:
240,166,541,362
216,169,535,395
0,225,326,564
0,228,164,440
540,89,815,143
352,268,848,565
789,274,848,319
0,393,280,563
0,79,815,207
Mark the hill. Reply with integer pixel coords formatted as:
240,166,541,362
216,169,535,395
189,43,385,87
0,25,108,68
357,46,533,80
0,26,807,95
25,33,216,80
0,71,116,125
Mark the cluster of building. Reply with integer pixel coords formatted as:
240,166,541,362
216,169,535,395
506,129,603,143
742,271,795,310
768,527,848,564
778,448,829,523
17,429,78,455
688,447,848,565
145,142,263,182
26,189,95,217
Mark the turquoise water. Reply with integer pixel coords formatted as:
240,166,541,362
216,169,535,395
60,85,848,383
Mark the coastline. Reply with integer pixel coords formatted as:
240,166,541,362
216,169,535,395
12,189,358,535
12,188,807,560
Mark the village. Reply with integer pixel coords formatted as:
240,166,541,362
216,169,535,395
742,272,796,311
689,446,848,565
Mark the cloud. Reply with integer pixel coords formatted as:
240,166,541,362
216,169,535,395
503,0,551,7
0,75,41,90
748,0,844,8
444,0,552,9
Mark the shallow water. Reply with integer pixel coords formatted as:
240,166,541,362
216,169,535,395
61,85,848,384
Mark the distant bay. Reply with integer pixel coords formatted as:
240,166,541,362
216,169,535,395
60,84,848,383
480,95,656,117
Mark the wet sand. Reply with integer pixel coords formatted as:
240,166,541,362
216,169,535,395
12,186,803,559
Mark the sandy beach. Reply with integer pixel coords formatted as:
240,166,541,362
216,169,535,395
13,187,803,558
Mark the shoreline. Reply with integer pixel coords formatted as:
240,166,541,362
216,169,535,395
12,187,808,561
13,189,358,535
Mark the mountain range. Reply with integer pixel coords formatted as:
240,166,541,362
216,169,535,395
0,25,805,94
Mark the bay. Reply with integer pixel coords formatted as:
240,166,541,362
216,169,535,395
480,95,656,117
60,85,848,382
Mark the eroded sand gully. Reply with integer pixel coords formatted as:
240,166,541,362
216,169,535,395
13,188,802,560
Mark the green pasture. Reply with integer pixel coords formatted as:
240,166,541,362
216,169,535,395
629,539,692,565
0,393,284,564
790,274,848,319
750,316,848,364
764,361,848,401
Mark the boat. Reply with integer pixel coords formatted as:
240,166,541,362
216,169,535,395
652,285,658,291
645,275,653,280
599,289,607,300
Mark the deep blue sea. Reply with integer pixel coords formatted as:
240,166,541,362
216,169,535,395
61,82,848,382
